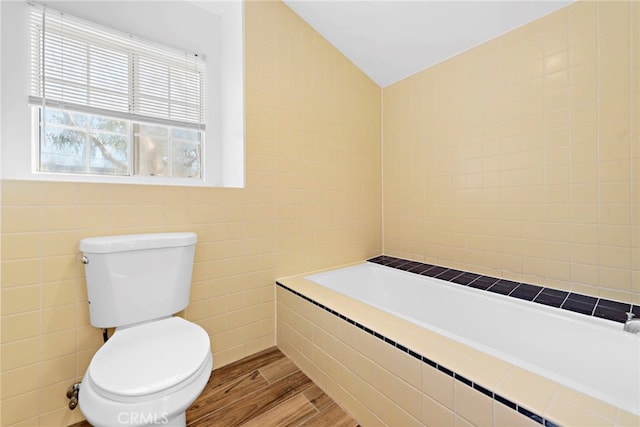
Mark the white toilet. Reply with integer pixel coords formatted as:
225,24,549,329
78,232,212,427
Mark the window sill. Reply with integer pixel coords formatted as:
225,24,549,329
27,171,224,188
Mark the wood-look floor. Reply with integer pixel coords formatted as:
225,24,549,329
71,347,359,427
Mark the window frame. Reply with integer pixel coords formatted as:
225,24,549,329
29,5,207,182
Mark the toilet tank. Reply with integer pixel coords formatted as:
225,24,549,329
79,232,197,328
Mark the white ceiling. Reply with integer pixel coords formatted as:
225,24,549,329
283,0,574,87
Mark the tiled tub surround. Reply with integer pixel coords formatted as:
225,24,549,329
276,262,640,427
304,261,639,413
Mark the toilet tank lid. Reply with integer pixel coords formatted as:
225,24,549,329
80,232,197,254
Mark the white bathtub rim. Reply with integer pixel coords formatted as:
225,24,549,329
353,263,628,331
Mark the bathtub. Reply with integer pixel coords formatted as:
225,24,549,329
276,261,640,426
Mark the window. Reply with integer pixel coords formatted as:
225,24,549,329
29,5,206,180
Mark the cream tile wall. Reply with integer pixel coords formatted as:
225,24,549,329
383,0,640,304
0,1,382,425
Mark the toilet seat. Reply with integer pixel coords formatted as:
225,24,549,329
88,317,210,402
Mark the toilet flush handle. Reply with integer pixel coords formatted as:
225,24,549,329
81,256,89,264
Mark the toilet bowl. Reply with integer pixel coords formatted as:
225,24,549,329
78,233,212,427
80,317,212,426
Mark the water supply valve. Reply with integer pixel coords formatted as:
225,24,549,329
66,382,80,410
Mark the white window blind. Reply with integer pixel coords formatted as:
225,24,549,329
29,5,206,130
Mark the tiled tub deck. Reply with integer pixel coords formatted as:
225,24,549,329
275,256,640,427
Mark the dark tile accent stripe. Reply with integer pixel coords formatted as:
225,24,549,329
562,293,597,316
495,393,517,409
594,299,631,323
468,275,498,290
435,269,464,281
454,373,472,387
534,288,569,308
518,406,545,424
367,255,636,324
451,272,480,285
275,281,560,427
510,283,543,301
488,279,519,295
422,266,448,277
